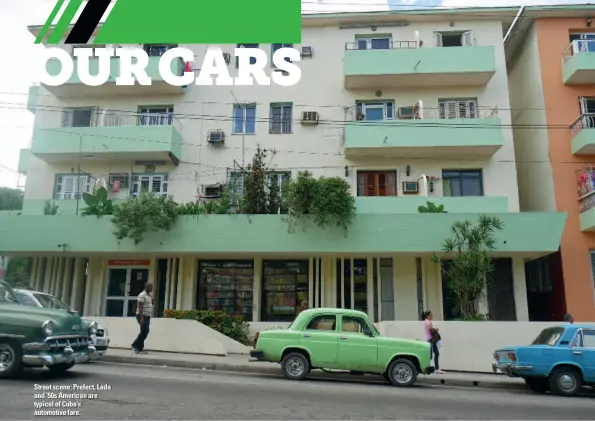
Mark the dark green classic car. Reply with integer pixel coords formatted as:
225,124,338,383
0,279,97,378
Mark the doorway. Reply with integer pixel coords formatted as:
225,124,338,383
105,267,149,317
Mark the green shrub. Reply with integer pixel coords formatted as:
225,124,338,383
163,309,249,344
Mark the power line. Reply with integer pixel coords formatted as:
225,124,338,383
0,102,579,130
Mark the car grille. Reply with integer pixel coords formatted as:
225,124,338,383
95,329,105,337
46,336,90,352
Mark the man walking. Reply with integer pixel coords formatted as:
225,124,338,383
132,282,153,354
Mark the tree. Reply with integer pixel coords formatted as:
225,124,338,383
433,215,504,320
0,187,23,211
4,257,31,288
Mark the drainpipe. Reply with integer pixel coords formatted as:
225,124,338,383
504,6,526,45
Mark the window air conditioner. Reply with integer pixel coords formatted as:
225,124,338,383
301,111,319,125
207,129,226,144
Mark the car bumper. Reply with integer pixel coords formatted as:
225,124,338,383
23,344,96,366
249,350,265,360
424,366,435,375
494,362,534,377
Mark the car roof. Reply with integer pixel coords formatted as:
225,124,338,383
298,307,368,317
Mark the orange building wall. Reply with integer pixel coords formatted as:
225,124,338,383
535,18,595,320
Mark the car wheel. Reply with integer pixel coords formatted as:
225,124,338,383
48,362,75,374
524,378,549,394
387,358,418,387
0,340,24,379
548,366,583,397
281,352,310,381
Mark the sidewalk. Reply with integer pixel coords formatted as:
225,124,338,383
99,348,526,391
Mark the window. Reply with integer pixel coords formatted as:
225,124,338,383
61,107,96,127
267,172,291,198
143,44,177,57
131,174,168,198
271,44,293,66
356,101,394,121
236,43,259,67
306,315,336,331
196,260,254,322
357,171,397,196
570,33,595,53
261,260,309,322
229,171,246,205
582,330,595,348
532,327,564,346
34,293,71,311
438,99,477,119
15,292,37,307
53,175,92,200
138,107,174,126
342,316,372,335
442,170,483,197
356,36,391,50
435,31,474,47
269,103,292,134
335,259,368,314
232,104,256,134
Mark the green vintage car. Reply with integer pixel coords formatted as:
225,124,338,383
250,308,434,386
0,279,97,378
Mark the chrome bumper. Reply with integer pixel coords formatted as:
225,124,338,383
495,362,534,377
22,335,97,366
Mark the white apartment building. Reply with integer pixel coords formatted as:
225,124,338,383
3,8,566,326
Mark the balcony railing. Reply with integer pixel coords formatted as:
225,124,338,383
355,105,498,121
577,166,595,212
562,39,595,64
60,109,183,131
570,113,595,135
345,41,419,50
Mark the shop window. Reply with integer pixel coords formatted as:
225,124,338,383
196,260,254,322
261,260,309,322
335,258,367,314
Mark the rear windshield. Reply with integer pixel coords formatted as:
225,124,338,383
532,327,564,346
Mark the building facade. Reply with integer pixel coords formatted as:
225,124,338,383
507,5,595,321
3,8,567,323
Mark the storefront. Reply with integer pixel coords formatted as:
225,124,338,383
261,260,309,322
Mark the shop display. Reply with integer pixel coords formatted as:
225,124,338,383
262,261,309,321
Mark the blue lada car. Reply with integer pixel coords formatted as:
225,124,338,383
493,324,594,396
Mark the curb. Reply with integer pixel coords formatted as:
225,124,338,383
98,355,526,392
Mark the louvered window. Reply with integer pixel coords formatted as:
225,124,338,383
438,100,477,119
53,175,92,200
131,174,168,198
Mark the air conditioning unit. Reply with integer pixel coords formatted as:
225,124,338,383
301,46,313,58
207,129,226,144
223,52,231,64
398,106,415,119
202,184,223,199
402,181,419,194
301,111,319,125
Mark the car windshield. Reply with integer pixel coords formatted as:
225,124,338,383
0,280,20,304
532,327,565,346
34,293,71,311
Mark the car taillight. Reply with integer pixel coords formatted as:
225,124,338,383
253,332,259,348
508,352,517,361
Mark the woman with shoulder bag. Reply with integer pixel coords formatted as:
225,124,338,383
422,310,444,374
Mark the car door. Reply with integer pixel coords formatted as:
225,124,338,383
298,314,339,368
337,315,378,372
571,328,595,382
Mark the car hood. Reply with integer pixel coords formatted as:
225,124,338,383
1,303,87,336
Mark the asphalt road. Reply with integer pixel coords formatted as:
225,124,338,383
0,362,593,420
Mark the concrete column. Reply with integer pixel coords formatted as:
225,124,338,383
164,258,171,310
478,284,489,317
71,257,86,312
308,257,314,307
43,258,54,292
83,258,98,316
35,258,45,291
176,257,185,310
367,257,374,321
169,258,178,309
188,258,198,310
95,258,107,317
394,256,418,320
54,258,66,298
29,258,39,289
61,258,74,304
513,256,530,321
252,258,262,321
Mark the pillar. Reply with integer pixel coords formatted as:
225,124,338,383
54,258,65,298
29,258,39,289
252,257,262,321
43,258,54,292
71,257,86,312
176,257,185,310
61,258,74,304
35,258,45,291
513,256,530,321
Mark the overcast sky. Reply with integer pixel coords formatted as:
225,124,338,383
0,0,590,188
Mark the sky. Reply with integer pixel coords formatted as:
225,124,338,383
0,0,591,188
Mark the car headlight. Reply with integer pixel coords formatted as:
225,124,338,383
88,321,98,335
41,320,54,337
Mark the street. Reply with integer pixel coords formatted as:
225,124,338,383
0,362,593,420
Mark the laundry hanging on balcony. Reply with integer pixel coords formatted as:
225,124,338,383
182,61,193,88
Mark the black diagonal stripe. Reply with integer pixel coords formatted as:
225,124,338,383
65,0,112,44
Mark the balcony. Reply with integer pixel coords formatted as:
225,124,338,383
577,167,595,231
570,114,595,154
562,40,595,85
355,196,509,214
343,42,496,89
30,110,183,164
344,107,503,158
0,213,566,257
42,56,186,98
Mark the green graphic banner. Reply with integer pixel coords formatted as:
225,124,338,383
37,0,302,45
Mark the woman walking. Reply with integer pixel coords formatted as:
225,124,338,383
423,310,444,374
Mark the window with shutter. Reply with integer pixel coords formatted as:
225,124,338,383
357,171,397,196
438,99,478,119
